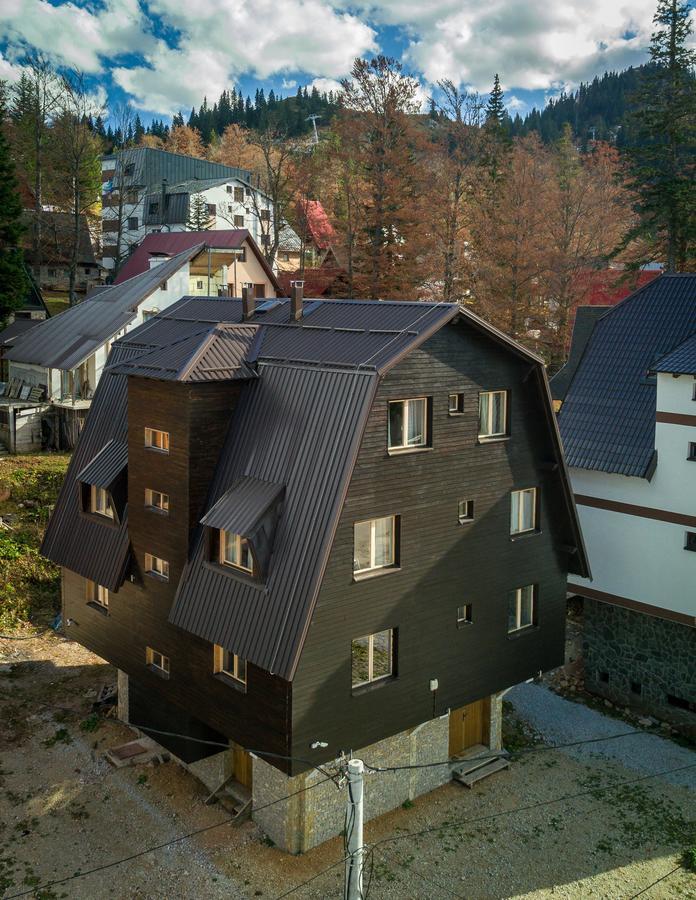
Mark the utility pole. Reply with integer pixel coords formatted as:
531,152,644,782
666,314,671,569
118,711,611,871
344,758,364,900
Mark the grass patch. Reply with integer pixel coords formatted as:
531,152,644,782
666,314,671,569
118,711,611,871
0,453,70,631
502,700,543,756
682,846,696,873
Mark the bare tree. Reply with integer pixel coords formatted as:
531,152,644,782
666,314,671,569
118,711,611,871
104,102,142,276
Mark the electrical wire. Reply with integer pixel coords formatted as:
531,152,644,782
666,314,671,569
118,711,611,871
2,774,336,900
626,863,684,899
361,726,672,772
271,854,351,899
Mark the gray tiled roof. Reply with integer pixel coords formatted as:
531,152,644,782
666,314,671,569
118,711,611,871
558,274,696,477
653,332,696,375
6,247,201,370
550,306,611,401
103,147,250,191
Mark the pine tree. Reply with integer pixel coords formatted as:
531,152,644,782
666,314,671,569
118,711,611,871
485,74,506,126
187,192,212,231
0,104,29,325
627,0,695,270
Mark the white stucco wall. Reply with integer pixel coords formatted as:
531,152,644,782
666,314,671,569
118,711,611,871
569,372,696,619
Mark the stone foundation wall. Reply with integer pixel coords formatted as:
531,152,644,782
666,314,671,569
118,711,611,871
583,599,696,738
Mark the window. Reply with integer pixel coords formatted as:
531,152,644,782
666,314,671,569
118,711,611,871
388,398,428,450
234,186,244,203
85,580,109,609
126,190,139,204
478,390,508,438
220,530,254,574
227,203,234,213
260,209,270,221
685,532,696,552
148,201,159,215
226,185,232,194
510,488,537,535
146,647,169,675
144,427,169,453
127,217,138,230
234,215,244,227
90,485,114,519
280,252,290,262
214,645,247,685
145,488,169,513
144,552,169,581
448,393,464,415
124,163,135,177
142,309,158,321
353,516,397,574
508,585,536,633
688,442,696,460
458,499,474,524
196,280,204,289
159,280,167,291
351,629,394,689
207,204,216,218
457,604,472,627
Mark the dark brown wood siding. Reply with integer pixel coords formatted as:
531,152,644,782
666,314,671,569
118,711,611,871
291,323,570,773
61,376,291,768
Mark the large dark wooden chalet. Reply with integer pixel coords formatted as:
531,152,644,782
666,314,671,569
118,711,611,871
43,288,588,840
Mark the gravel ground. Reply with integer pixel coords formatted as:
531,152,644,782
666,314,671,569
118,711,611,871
507,682,696,791
1,633,695,900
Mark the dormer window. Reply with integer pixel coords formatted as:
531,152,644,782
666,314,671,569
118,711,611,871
220,530,254,574
90,485,114,519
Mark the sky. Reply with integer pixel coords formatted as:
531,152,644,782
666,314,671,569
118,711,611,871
0,0,693,124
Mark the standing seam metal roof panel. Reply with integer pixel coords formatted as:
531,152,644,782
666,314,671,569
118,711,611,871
77,439,128,489
201,477,285,534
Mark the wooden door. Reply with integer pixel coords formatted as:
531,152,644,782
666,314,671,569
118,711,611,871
449,698,490,757
232,743,253,789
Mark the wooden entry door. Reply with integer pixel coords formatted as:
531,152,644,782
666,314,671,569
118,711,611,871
449,698,490,757
231,743,253,789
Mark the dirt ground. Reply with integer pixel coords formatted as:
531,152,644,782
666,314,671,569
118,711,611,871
1,629,694,900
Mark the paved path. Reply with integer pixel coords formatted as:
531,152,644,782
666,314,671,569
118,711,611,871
507,682,696,790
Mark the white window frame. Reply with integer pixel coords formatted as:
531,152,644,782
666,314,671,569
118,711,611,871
214,645,247,685
144,427,169,453
457,603,472,626
90,484,114,519
86,579,109,608
508,585,536,633
353,516,396,574
458,499,474,524
220,530,254,574
146,646,170,674
510,488,537,535
387,397,429,451
351,629,394,689
144,552,169,581
478,390,508,438
145,488,169,513
448,392,464,415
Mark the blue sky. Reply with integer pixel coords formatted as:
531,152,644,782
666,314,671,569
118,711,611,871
0,0,693,124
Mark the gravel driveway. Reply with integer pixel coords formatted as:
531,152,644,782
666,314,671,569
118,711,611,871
507,682,696,790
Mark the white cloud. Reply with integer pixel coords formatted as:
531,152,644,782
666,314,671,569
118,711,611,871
0,50,24,83
282,78,297,89
366,0,662,94
307,77,343,95
505,95,526,113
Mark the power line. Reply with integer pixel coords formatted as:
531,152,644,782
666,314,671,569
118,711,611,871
627,863,684,899
362,727,670,772
271,854,350,899
366,762,696,852
2,774,336,900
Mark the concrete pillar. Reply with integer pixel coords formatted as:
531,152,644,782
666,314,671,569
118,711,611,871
117,669,129,723
488,691,504,751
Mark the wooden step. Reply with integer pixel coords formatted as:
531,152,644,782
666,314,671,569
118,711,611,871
453,757,509,788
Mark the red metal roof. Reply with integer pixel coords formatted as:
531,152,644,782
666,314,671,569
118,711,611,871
298,200,335,251
114,230,248,283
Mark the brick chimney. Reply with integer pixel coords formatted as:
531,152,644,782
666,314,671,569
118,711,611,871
291,281,304,321
242,284,255,320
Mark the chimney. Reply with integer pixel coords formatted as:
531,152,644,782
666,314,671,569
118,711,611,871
161,178,168,225
291,281,304,321
242,284,255,320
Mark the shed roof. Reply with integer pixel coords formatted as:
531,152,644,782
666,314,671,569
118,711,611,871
558,274,696,477
5,247,200,370
77,439,128,489
201,476,285,534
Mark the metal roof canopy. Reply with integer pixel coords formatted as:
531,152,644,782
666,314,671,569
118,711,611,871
77,439,128,489
201,476,285,535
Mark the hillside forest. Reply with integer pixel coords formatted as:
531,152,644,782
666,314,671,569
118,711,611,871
0,0,693,370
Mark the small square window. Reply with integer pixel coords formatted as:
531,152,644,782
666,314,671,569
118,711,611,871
144,427,169,453
685,532,696,552
448,393,464,415
226,185,233,194
234,215,245,227
688,442,696,460
145,488,169,513
127,216,138,230
220,530,254,574
457,604,472,627
458,499,474,523
144,552,169,581
214,645,247,685
146,646,169,676
85,579,109,609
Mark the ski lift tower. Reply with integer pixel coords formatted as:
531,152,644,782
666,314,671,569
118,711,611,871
306,114,321,145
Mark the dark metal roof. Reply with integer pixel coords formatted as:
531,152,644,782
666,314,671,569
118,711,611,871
550,306,611,401
201,476,285,534
169,363,378,678
102,148,250,192
653,332,696,375
558,274,696,477
41,344,137,591
142,191,190,227
77,439,128,489
109,324,260,382
0,318,42,349
6,248,200,370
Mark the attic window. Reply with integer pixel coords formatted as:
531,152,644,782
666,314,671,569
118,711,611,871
90,485,114,519
220,531,254,575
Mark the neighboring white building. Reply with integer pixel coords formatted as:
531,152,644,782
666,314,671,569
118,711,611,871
100,148,271,274
552,274,696,736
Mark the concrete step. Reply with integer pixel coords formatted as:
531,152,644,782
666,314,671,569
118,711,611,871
453,757,509,787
